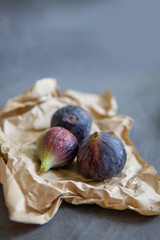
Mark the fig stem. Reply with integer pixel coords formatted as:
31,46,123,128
93,131,99,140
38,170,44,175
37,165,45,175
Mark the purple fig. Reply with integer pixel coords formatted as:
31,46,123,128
36,127,79,174
51,105,92,142
77,132,126,180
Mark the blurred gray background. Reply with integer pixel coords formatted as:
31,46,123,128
0,0,160,240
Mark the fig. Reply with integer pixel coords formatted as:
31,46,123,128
36,127,78,174
77,132,126,180
51,105,92,142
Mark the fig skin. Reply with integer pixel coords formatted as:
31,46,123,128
51,105,92,143
77,132,127,180
36,127,79,174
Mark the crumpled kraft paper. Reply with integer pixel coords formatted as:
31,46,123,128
0,79,160,225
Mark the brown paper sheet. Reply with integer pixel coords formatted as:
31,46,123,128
0,78,160,225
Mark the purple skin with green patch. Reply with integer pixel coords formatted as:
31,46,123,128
51,105,92,143
77,132,127,180
36,127,79,174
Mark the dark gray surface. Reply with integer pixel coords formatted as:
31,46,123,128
0,0,160,239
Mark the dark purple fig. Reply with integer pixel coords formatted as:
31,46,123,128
51,105,92,142
36,127,78,174
77,132,127,180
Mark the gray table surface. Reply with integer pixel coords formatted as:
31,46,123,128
0,0,160,239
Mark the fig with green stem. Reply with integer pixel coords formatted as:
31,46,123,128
36,127,79,174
